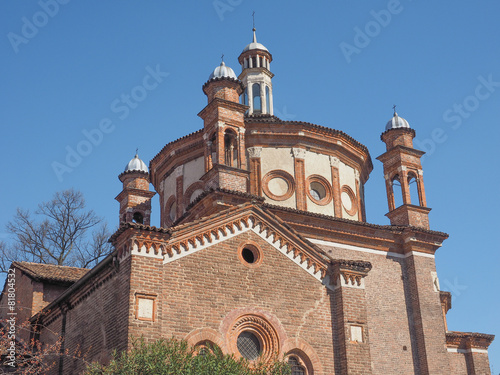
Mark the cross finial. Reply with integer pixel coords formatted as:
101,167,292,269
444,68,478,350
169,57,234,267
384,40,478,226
393,104,397,115
136,147,138,155
221,53,224,63
252,11,255,30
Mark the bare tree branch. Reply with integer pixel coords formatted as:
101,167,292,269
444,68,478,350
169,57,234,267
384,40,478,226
1,189,112,272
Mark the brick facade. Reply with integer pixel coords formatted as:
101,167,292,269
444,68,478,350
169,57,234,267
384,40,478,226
5,30,494,375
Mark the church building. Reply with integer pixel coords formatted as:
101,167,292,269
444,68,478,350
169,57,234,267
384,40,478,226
4,28,494,374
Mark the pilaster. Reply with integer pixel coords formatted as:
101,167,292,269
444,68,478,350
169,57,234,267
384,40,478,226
329,260,372,375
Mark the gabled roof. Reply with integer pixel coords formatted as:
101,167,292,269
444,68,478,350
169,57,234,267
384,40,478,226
12,261,89,284
159,202,333,281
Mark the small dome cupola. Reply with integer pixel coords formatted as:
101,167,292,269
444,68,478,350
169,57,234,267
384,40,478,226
242,28,269,53
208,60,238,81
238,27,274,116
124,153,149,174
116,151,155,226
385,108,411,131
202,57,244,103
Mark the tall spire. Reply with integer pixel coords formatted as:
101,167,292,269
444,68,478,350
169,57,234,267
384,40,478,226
252,11,257,43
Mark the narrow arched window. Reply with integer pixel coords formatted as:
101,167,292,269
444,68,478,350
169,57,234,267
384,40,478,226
252,56,257,68
408,173,420,206
288,356,306,375
132,212,143,224
265,86,270,114
252,83,261,113
392,174,403,208
224,129,238,167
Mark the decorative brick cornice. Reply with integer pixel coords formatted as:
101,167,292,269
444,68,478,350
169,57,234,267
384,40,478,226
446,331,495,350
164,212,328,281
380,127,416,140
440,291,452,313
328,260,372,289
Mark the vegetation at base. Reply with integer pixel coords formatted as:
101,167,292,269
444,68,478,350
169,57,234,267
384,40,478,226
84,337,291,375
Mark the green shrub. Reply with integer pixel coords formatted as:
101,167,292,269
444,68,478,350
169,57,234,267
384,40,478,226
84,337,291,375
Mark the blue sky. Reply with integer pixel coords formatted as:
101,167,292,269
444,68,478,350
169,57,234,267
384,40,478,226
1,0,499,371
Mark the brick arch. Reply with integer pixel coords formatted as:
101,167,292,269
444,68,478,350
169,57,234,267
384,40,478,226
282,337,323,375
221,307,288,361
341,185,357,217
164,195,176,226
184,327,226,353
183,181,205,207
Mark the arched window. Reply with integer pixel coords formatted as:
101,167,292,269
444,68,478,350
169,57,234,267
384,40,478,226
408,173,420,206
265,86,270,114
252,56,257,68
224,129,238,167
209,133,217,165
132,212,143,224
392,174,403,208
288,356,306,375
252,83,261,113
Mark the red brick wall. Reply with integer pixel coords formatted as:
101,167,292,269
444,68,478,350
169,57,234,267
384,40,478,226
40,258,132,374
0,269,34,344
320,245,432,375
157,230,336,374
127,255,164,344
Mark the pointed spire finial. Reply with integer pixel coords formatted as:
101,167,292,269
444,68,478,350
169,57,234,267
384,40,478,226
252,11,257,43
135,148,139,157
393,104,397,116
221,53,224,64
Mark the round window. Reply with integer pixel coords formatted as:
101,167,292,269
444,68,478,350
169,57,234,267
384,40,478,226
309,181,326,200
268,177,289,197
242,248,255,263
237,331,261,360
238,243,262,268
306,175,332,206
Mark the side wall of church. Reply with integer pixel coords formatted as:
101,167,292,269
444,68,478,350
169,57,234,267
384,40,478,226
317,242,451,375
39,257,132,375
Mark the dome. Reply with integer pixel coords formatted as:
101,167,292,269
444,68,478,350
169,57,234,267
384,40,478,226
242,29,269,53
124,153,148,173
208,61,237,80
385,112,411,131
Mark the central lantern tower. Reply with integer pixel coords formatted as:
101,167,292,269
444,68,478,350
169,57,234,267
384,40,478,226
238,28,274,115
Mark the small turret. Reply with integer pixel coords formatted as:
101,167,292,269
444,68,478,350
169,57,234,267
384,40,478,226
115,152,155,225
377,109,430,229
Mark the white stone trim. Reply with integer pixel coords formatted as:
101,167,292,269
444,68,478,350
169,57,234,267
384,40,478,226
247,147,262,158
162,219,324,283
329,156,340,168
174,165,184,178
307,238,435,259
292,147,306,159
164,226,249,264
132,244,163,259
447,348,488,354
